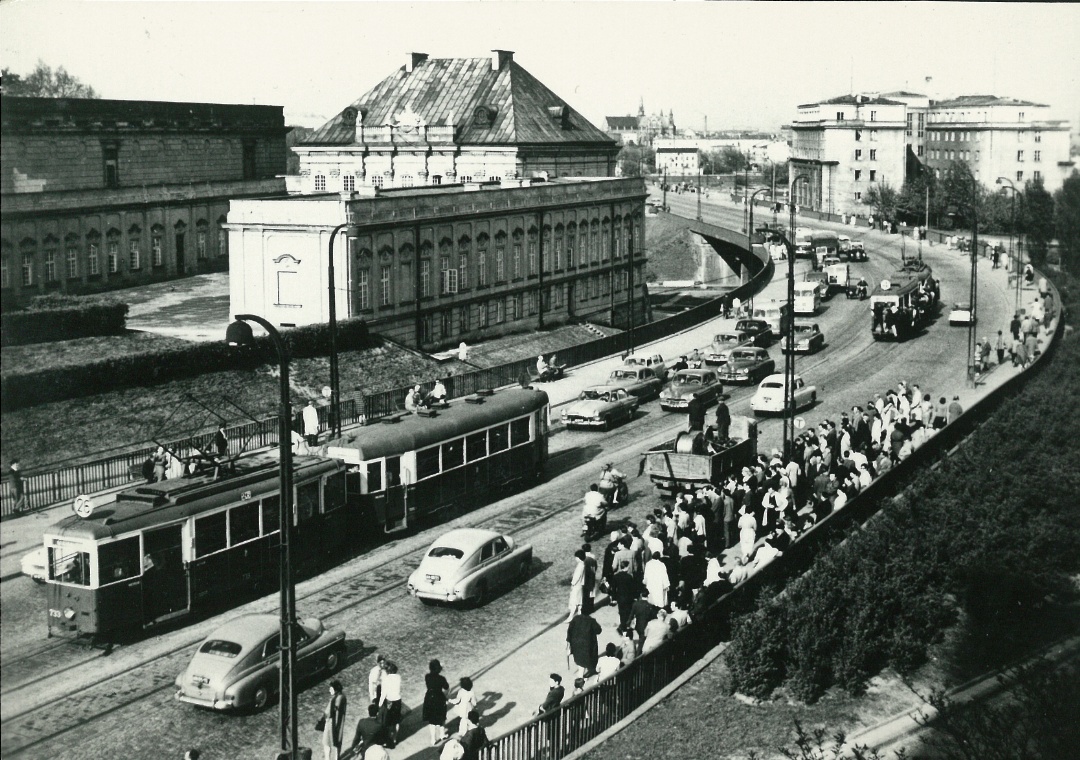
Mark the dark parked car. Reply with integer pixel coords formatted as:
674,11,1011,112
734,318,773,347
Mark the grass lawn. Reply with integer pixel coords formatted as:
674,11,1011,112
0,331,191,375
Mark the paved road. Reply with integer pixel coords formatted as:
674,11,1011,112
0,196,1027,760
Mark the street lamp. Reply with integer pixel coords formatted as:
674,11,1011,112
948,174,980,387
696,168,703,222
785,174,810,459
995,177,1020,312
747,187,773,316
327,219,360,439
225,314,302,760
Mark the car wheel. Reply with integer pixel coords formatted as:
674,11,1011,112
472,582,488,608
809,393,817,409
253,684,271,711
326,648,342,673
519,559,531,582
419,597,437,606
602,416,611,431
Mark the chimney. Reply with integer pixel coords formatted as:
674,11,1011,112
406,52,428,73
491,50,514,71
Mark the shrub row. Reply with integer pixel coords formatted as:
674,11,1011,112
725,279,1080,703
1,294,129,347
1,316,377,412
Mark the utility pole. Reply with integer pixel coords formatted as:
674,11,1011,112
696,169,702,221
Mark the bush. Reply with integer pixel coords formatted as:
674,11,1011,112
0,316,378,411
1,294,128,346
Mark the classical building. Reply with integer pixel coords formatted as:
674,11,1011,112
789,94,909,216
292,51,620,194
226,178,648,350
603,101,677,146
923,95,1073,192
0,96,287,305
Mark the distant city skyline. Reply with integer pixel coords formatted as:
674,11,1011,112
2,1,1078,132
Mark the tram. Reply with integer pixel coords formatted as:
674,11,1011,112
870,262,938,341
43,387,549,638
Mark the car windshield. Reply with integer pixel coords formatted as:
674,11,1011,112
199,639,243,658
715,334,738,344
761,381,783,389
677,375,703,386
731,351,756,361
428,546,465,560
794,324,814,334
624,357,643,366
580,390,602,400
610,370,635,380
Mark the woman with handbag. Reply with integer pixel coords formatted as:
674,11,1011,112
319,679,347,760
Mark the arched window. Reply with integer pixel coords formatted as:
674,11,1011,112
128,224,142,270
566,222,576,269
43,234,59,283
553,224,564,271
355,247,372,311
457,235,471,290
217,216,229,257
494,231,507,282
476,233,489,287
65,233,80,279
511,229,523,279
196,219,209,260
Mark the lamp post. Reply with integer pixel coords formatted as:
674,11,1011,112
326,220,360,440
785,175,810,459
747,187,772,317
995,177,1019,312
696,168,703,222
949,174,980,387
225,314,301,760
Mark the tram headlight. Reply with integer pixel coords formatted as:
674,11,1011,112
63,607,76,620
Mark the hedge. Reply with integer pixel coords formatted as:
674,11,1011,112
1,316,378,411
724,281,1080,703
1,294,129,347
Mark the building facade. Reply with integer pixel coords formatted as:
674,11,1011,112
292,51,621,195
789,94,908,216
227,178,648,350
0,96,288,305
655,134,789,177
603,101,677,146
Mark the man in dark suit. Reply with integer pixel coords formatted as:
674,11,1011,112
535,674,565,715
348,704,387,758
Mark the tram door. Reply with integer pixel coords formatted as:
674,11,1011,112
142,524,190,624
383,456,407,533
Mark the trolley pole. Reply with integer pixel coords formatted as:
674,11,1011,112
786,176,809,459
748,188,773,321
327,219,358,440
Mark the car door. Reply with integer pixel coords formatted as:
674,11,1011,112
488,536,512,585
292,624,318,680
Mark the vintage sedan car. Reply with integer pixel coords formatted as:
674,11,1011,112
622,353,667,382
407,528,532,607
21,546,47,583
849,239,868,261
948,302,975,326
718,347,776,385
734,318,773,347
751,373,818,415
706,330,753,365
659,369,724,411
781,321,826,354
175,614,345,712
606,366,664,400
561,386,640,429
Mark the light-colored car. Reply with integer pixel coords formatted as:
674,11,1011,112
781,322,826,354
21,546,47,583
718,347,776,385
562,386,640,429
622,353,667,382
751,374,818,415
606,366,664,400
175,614,345,711
407,528,532,607
706,331,753,365
659,369,724,411
949,302,975,325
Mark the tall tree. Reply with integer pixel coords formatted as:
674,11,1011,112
1019,177,1055,269
617,144,654,177
1053,170,1080,275
937,161,982,228
863,181,900,222
1,61,98,98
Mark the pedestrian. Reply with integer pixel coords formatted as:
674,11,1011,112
303,399,321,446
608,555,639,633
152,446,168,482
629,588,657,651
213,424,229,459
643,552,670,608
566,607,602,679
459,710,490,760
167,450,185,480
457,341,469,362
378,661,402,748
440,738,465,760
641,609,670,654
534,674,564,715
686,395,706,433
738,505,757,561
8,458,26,513
448,675,477,736
569,550,586,616
368,654,386,707
349,704,387,758
978,337,991,373
714,399,731,441
423,659,450,745
582,543,598,614
995,330,1006,365
947,396,963,424
1024,330,1039,364
321,679,347,760
405,384,422,413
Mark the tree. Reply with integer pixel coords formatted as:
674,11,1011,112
1018,178,1054,269
898,172,941,227
864,181,900,223
617,144,654,177
1,61,99,98
1053,170,1080,275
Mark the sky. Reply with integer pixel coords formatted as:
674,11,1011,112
2,1,1079,132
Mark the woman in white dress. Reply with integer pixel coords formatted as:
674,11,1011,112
738,506,757,561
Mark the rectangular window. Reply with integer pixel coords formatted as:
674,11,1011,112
357,268,370,310
1034,151,1041,162
296,481,320,523
195,512,228,557
494,299,504,323
458,305,469,332
869,170,877,182
512,241,522,278
855,149,862,161
276,270,301,306
870,110,877,122
152,236,163,267
342,174,355,192
107,240,119,274
975,151,980,161
44,249,57,282
528,238,537,274
420,260,431,298
314,175,326,192
1017,150,1024,162
1034,131,1042,143
917,146,924,157
854,191,862,201
48,543,90,586
230,502,261,545
477,250,487,286
477,300,489,327
854,170,862,181
88,243,100,275
510,417,531,446
380,265,391,306
442,438,464,470
129,239,141,270
554,236,563,269
906,114,912,136
869,149,877,161
366,461,383,493
416,446,440,480
103,141,119,188
242,140,257,180
835,111,844,121
372,175,384,188
553,283,564,307
495,249,505,281
67,246,78,279
324,472,346,513
99,536,140,584
466,431,487,461
489,423,509,453
1034,171,1042,181
196,230,207,260
261,495,280,536
441,257,457,294
1017,171,1024,182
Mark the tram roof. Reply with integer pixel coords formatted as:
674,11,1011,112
871,264,933,298
46,454,340,541
326,386,550,462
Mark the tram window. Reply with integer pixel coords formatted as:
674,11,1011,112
416,447,440,480
49,545,90,586
99,536,140,583
230,502,260,545
296,482,320,523
195,512,228,557
324,472,346,512
261,496,281,535
386,457,402,488
367,461,383,492
442,438,464,470
466,432,487,461
510,418,530,446
489,424,509,453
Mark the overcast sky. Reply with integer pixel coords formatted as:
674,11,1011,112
2,1,1078,132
